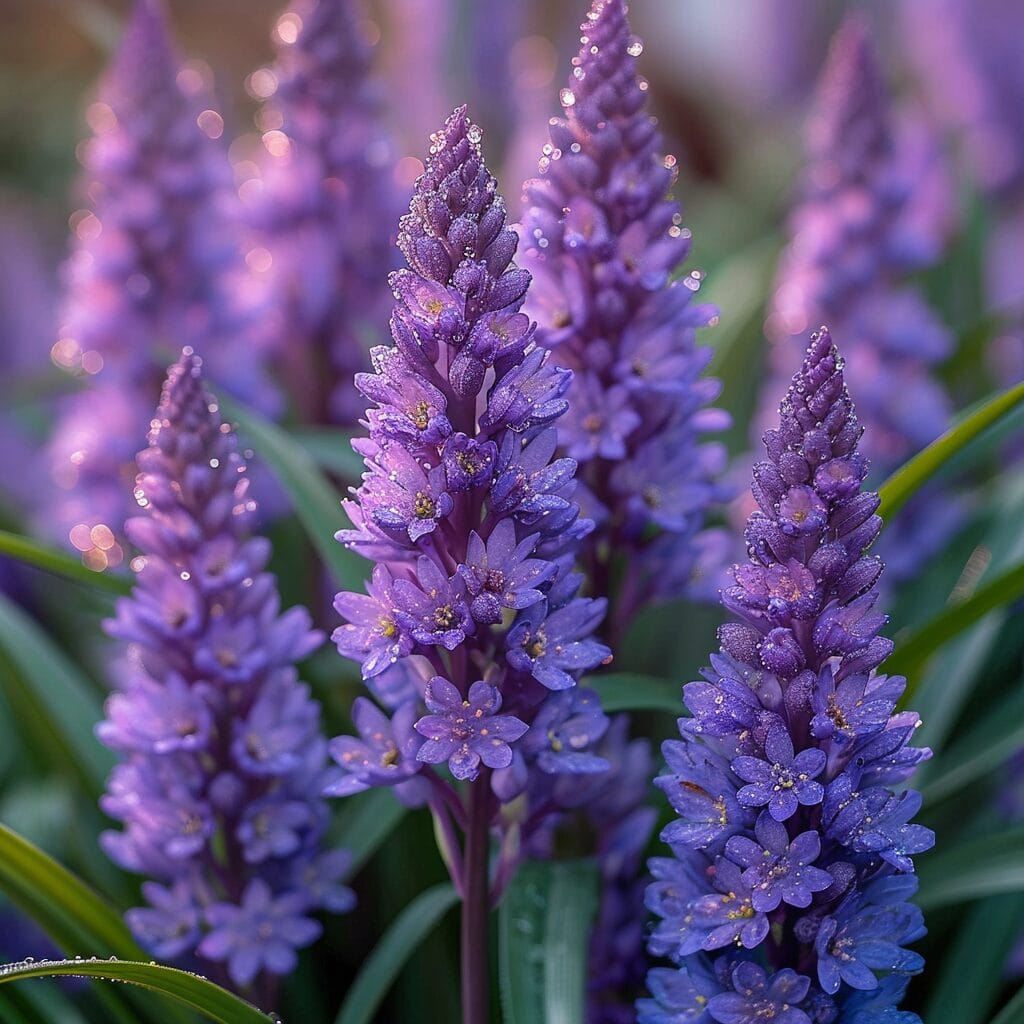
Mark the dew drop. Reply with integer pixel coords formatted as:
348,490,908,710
559,88,576,107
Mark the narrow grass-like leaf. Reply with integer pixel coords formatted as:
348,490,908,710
889,559,1024,685
0,530,130,595
498,859,600,1024
333,882,458,1024
988,983,1024,1024
0,824,141,959
878,380,1024,520
585,672,682,715
0,959,273,1024
926,894,1024,1024
329,788,408,878
0,594,112,795
291,426,363,481
917,827,1024,910
921,689,1024,804
218,396,365,592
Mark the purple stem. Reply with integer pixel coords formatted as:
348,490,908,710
461,771,492,1024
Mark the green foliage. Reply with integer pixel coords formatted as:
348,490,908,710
333,883,458,1024
498,860,600,1024
0,530,130,595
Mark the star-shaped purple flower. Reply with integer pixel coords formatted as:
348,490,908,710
707,962,811,1024
732,724,827,821
725,812,832,913
393,556,474,650
414,676,528,781
333,564,413,678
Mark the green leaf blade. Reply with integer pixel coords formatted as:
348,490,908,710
585,672,682,715
334,882,458,1024
0,959,273,1024
878,380,1024,521
0,529,130,595
498,859,600,1024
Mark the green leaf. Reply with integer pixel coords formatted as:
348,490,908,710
0,529,131,595
0,959,274,1024
585,672,683,715
0,593,112,795
926,894,1024,1024
989,982,1024,1024
921,688,1024,805
217,395,366,592
291,426,363,481
0,824,142,960
333,882,458,1024
878,380,1024,521
498,859,600,1024
917,827,1024,910
329,789,408,879
888,559,1024,686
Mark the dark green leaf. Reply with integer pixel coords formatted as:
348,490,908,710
333,882,458,1024
218,395,366,592
328,788,408,878
0,593,112,795
889,559,1024,686
917,827,1024,910
0,529,130,595
498,859,600,1024
988,982,1024,1024
878,380,1024,521
585,672,682,715
926,894,1024,1024
0,958,274,1024
0,824,142,960
291,426,363,481
920,689,1024,804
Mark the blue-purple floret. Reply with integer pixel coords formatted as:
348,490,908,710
249,0,403,424
520,0,730,633
47,0,276,562
765,15,955,581
640,328,932,1024
98,352,350,993
327,106,611,889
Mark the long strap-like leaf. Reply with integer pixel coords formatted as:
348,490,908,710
0,959,273,1024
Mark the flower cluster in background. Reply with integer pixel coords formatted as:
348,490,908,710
521,0,729,641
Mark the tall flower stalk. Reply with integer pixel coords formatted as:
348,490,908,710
98,351,350,1006
520,0,730,642
764,15,955,581
48,0,276,567
249,0,403,424
326,107,611,1023
640,327,932,1023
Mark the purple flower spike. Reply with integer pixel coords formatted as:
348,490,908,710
47,0,277,561
248,0,404,424
763,14,956,581
98,352,349,994
520,0,730,635
642,329,931,1024
326,110,612,980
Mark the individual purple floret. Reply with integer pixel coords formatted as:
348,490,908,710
326,106,611,1021
763,15,956,582
47,0,276,567
520,0,730,639
247,0,404,424
641,328,932,1024
98,352,350,1001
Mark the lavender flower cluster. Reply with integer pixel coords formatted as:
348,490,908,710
765,17,955,580
640,329,932,1024
521,0,730,635
326,104,612,875
48,0,276,569
248,0,403,424
98,352,350,994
